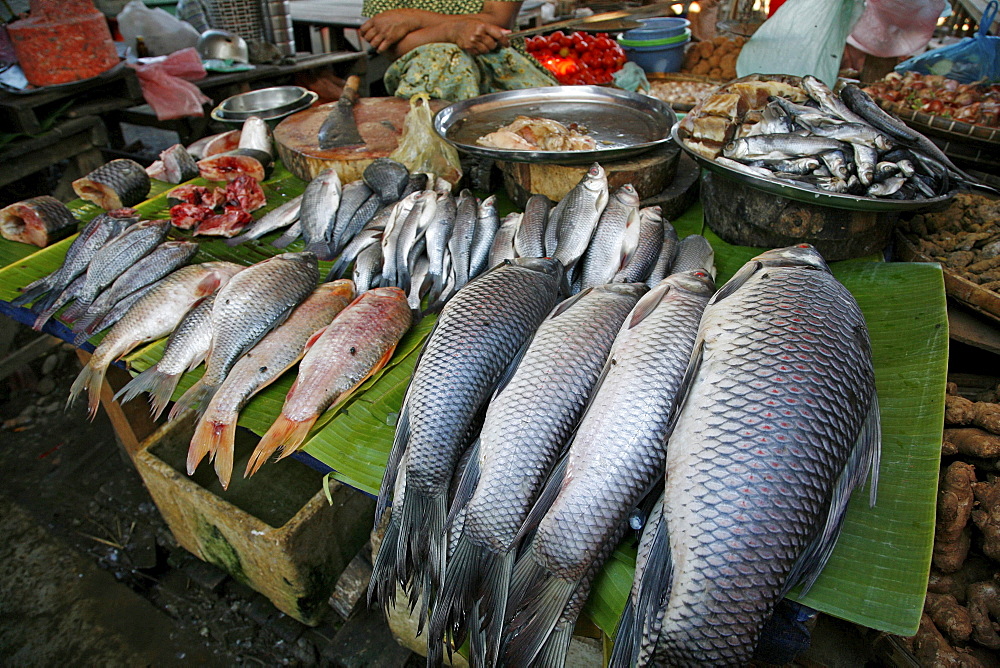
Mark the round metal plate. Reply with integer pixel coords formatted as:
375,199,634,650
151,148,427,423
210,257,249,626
212,91,318,125
434,86,678,165
672,125,957,212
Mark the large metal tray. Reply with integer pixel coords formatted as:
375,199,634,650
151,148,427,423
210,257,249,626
672,125,957,212
434,86,677,165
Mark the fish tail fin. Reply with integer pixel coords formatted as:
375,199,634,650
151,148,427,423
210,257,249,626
533,621,574,668
31,295,66,331
188,416,236,487
327,255,350,281
60,298,91,323
609,590,638,668
428,533,484,664
246,413,316,477
369,510,402,615
305,241,335,261
630,500,674,668
168,379,214,423
396,485,447,634
67,361,106,421
212,427,238,490
113,366,181,420
11,281,51,307
476,548,514,666
502,546,577,667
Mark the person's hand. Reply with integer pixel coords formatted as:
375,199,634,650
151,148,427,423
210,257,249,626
360,9,421,53
444,19,510,55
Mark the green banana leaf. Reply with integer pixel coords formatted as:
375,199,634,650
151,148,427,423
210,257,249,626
0,166,945,641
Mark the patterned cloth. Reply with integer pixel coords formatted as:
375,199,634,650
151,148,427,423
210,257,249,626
384,43,556,100
363,0,497,16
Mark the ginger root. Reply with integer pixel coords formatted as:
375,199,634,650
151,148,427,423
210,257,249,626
943,429,1000,459
913,613,986,667
946,395,1000,435
935,462,978,572
928,557,998,604
971,477,1000,562
967,579,1000,650
925,592,974,644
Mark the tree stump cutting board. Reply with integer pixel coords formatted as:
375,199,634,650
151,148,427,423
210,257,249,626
498,142,681,209
274,97,450,184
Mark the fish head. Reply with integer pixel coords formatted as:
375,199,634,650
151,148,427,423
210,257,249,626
639,205,663,223
754,244,831,273
315,278,357,298
275,251,319,265
583,163,607,186
510,256,564,282
668,269,716,296
722,139,747,160
873,134,893,151
369,285,408,301
613,184,641,207
479,194,497,212
598,282,650,300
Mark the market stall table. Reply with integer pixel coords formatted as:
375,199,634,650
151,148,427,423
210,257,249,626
0,158,949,651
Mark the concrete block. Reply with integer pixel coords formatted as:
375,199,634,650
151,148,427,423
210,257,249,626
133,412,375,625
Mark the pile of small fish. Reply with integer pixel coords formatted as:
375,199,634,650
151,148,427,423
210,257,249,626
234,157,714,317
369,243,881,668
677,74,983,200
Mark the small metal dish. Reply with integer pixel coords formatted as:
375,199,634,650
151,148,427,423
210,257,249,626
214,86,314,122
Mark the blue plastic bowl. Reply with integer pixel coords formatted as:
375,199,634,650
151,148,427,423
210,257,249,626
623,36,689,74
623,17,690,41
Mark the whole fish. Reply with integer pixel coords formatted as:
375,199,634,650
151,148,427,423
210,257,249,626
818,150,849,181
72,240,199,337
798,120,891,150
801,75,866,124
177,252,320,475
395,190,437,293
271,219,302,249
448,189,478,290
469,194,500,279
248,286,411,475
300,168,342,259
488,212,520,269
81,277,164,341
380,192,420,289
226,194,302,246
59,219,172,323
370,258,564,627
193,280,356,488
338,192,382,254
353,239,384,293
72,158,151,210
0,195,77,248
868,176,907,197
614,206,664,284
645,210,677,288
114,294,217,419
363,158,410,203
580,184,640,290
407,255,431,313
330,180,374,254
430,283,647,667
620,245,880,667
515,194,552,259
13,209,136,310
425,192,457,302
723,134,843,161
853,144,878,187
671,234,716,278
503,271,716,667
68,262,244,419
329,228,382,282
551,163,609,272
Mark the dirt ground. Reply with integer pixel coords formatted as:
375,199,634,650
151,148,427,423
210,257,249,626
0,321,417,667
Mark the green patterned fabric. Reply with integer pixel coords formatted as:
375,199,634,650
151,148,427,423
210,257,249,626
363,0,507,17
384,42,556,100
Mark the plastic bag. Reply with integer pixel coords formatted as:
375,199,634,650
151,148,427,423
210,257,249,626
895,1,1000,83
129,48,211,120
117,0,201,58
846,0,945,59
736,0,865,87
389,94,463,188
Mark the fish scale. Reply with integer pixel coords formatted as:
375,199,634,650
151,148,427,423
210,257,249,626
631,246,879,666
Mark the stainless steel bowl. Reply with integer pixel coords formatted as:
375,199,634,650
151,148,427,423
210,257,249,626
197,29,250,63
212,86,317,124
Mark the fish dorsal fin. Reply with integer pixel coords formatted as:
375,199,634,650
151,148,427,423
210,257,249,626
512,453,569,549
710,260,763,305
627,281,672,329
663,336,706,441
491,335,534,403
548,287,593,321
445,438,481,530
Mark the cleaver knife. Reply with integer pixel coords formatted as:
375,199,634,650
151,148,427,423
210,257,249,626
318,74,363,150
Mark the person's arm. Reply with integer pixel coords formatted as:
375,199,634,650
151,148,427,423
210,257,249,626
360,2,521,58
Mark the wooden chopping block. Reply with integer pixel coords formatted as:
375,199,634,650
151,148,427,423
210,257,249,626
274,97,450,183
498,142,681,209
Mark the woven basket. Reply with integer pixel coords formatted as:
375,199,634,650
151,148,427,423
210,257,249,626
876,98,1000,172
645,72,725,111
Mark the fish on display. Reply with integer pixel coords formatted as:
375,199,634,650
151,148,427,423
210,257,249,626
352,240,384,294
430,283,648,666
488,212,520,269
72,158,151,210
300,168,342,260
271,219,302,249
615,244,880,667
146,144,200,184
614,205,664,284
197,117,274,183
370,258,564,629
191,280,357,489
394,191,437,293
645,211,677,287
550,163,609,273
67,262,244,419
248,286,412,477
177,252,320,477
115,294,217,419
364,158,410,203
330,228,382,282
0,196,78,248
52,219,172,326
84,277,165,339
330,180,375,255
468,195,500,279
379,192,419,289
226,194,303,246
670,234,716,278
723,134,843,161
71,240,199,338
407,255,431,313
579,184,640,290
447,189,478,291
425,192,457,302
503,270,716,667
514,194,551,259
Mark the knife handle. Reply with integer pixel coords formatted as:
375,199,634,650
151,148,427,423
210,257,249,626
341,75,361,106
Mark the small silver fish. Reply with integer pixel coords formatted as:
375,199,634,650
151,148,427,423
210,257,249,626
581,184,640,290
724,134,842,161
489,212,521,269
515,194,552,259
551,163,609,272
227,194,302,246
300,168,342,259
469,195,500,279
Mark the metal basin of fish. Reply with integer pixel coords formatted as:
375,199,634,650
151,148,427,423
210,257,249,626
212,86,319,124
434,86,677,165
